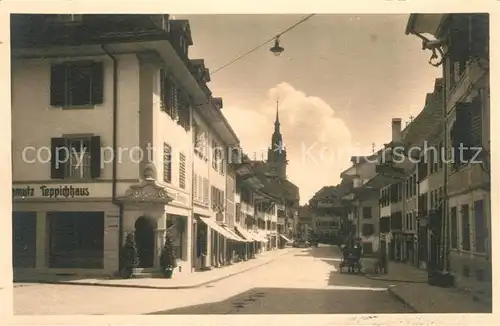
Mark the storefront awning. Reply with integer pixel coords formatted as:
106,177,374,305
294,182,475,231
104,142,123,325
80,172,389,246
198,217,240,241
279,234,292,242
221,225,249,242
235,226,260,242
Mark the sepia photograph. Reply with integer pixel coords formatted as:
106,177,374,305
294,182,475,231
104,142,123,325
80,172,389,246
8,11,491,317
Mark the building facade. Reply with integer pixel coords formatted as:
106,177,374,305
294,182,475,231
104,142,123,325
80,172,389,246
406,13,491,299
11,14,294,279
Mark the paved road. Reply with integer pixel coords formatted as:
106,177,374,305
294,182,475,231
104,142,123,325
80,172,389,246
14,245,411,315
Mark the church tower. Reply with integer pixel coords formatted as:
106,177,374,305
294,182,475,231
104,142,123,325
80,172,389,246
267,99,287,179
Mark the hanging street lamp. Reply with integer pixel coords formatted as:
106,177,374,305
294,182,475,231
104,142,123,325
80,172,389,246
269,37,284,56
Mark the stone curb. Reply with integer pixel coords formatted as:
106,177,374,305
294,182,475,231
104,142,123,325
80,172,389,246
15,250,292,290
387,286,418,313
362,273,427,284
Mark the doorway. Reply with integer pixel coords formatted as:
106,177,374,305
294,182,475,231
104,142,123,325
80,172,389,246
134,216,156,268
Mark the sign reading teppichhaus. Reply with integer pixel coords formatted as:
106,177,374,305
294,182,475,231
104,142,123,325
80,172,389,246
12,185,90,198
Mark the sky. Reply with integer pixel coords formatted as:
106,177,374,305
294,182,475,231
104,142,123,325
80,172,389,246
179,14,442,204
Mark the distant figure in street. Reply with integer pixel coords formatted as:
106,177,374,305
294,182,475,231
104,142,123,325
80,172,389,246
353,240,363,257
341,244,350,261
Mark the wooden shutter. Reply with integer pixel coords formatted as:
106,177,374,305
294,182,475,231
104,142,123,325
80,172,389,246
159,69,166,110
449,14,471,62
50,64,66,107
454,102,473,161
203,178,209,204
50,137,67,179
91,62,104,104
470,93,482,147
90,135,101,178
470,14,489,58
193,173,198,200
179,153,186,189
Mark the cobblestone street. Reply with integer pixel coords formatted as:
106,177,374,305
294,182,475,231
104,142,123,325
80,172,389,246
14,246,411,315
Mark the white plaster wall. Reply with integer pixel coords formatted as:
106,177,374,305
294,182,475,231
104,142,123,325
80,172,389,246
11,54,140,184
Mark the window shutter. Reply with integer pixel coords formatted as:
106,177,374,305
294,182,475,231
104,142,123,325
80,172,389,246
160,69,166,110
91,62,104,104
90,135,102,178
449,15,471,62
50,137,67,179
193,173,198,200
470,14,489,58
470,94,482,147
203,178,209,204
50,64,66,107
455,102,473,161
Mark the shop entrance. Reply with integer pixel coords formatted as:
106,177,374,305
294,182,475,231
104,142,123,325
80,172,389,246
134,216,156,268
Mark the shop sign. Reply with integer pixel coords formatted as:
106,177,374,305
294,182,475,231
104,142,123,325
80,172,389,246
12,185,90,199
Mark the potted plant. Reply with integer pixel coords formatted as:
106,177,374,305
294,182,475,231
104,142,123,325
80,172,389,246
119,232,139,279
160,232,177,278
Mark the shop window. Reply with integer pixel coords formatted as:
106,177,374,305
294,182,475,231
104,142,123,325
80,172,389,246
12,212,37,268
48,211,104,269
50,61,103,108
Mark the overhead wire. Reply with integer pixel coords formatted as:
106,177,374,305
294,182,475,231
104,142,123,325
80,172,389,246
210,14,315,75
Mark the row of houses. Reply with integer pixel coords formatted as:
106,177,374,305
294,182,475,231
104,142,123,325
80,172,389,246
309,13,491,300
11,14,299,279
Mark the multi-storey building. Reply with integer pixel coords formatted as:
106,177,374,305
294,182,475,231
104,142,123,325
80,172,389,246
406,13,490,299
308,186,342,244
11,14,209,277
340,155,382,253
10,14,263,279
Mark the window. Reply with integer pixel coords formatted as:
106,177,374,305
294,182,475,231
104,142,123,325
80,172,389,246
159,70,179,121
50,136,101,180
429,149,435,174
212,140,222,172
409,212,414,231
193,122,208,160
417,159,428,181
163,143,172,183
235,203,241,222
474,200,486,253
362,242,373,255
461,204,471,251
362,207,372,219
12,212,37,268
450,207,458,249
50,61,103,108
48,211,104,269
179,153,186,189
361,224,374,236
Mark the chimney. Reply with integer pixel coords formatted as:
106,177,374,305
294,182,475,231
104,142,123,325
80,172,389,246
392,118,402,143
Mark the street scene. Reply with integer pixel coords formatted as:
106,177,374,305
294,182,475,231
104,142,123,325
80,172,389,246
10,13,491,316
15,246,414,315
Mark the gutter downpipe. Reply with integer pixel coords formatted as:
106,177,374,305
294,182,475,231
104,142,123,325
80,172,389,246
102,44,124,274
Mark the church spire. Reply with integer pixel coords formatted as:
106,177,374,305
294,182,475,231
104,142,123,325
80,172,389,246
274,99,280,132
